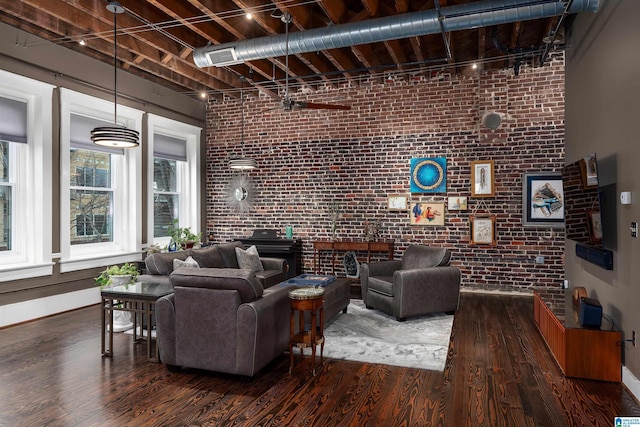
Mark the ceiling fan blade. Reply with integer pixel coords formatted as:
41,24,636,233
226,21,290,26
293,101,351,110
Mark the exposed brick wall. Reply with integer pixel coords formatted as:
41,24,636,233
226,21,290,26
205,57,566,293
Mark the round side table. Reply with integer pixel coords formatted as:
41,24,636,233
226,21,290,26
288,286,325,375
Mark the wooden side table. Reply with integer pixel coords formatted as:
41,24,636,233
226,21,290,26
288,287,325,376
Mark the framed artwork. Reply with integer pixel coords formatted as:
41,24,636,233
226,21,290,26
410,157,447,193
471,160,495,197
410,202,445,226
447,196,468,211
579,153,598,188
522,172,564,227
587,210,602,244
470,215,496,245
387,195,408,211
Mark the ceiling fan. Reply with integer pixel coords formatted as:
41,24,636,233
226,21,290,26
276,12,350,112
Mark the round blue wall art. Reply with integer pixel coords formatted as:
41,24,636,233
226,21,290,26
410,157,447,193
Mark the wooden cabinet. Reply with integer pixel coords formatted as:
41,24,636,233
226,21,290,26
533,291,621,382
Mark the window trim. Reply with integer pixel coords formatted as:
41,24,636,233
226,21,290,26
146,114,201,248
0,70,55,282
59,88,143,272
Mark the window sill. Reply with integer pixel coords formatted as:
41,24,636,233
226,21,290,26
0,263,55,282
59,252,142,273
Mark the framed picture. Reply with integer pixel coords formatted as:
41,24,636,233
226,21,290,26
471,160,495,197
522,172,564,227
410,201,445,226
470,215,496,246
587,210,602,244
410,157,447,193
447,196,468,211
387,195,408,211
579,153,598,189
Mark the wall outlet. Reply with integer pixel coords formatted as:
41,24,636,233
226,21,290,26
563,279,569,289
535,256,545,264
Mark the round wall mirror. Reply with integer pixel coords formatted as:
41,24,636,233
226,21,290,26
225,174,256,213
234,187,248,201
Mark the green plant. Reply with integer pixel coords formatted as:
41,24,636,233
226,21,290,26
168,219,202,248
95,263,140,287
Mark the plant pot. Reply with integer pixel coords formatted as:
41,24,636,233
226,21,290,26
109,274,133,287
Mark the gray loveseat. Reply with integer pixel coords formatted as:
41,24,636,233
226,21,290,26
139,241,288,289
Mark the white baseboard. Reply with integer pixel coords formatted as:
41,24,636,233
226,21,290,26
623,366,640,403
0,287,100,328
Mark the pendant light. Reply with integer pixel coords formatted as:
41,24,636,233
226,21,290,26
229,76,257,170
91,1,139,148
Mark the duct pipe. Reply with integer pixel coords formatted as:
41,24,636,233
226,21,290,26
193,0,598,68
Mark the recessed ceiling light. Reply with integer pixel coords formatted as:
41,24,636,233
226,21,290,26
78,39,86,46
245,12,252,20
472,63,478,70
200,92,207,99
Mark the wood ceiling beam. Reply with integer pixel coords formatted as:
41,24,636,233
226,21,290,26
272,0,358,84
1,0,229,94
361,0,381,17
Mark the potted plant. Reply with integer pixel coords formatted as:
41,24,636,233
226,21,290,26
168,219,202,250
95,262,140,288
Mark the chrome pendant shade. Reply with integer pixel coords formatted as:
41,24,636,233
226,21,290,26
91,1,139,148
229,157,257,170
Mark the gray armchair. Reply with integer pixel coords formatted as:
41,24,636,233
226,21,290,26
156,268,291,377
360,245,461,321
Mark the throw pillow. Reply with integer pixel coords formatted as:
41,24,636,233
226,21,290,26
235,245,264,272
173,256,200,270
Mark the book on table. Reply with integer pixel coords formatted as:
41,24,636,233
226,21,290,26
280,274,336,287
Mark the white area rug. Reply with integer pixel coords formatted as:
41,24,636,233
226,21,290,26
306,299,454,372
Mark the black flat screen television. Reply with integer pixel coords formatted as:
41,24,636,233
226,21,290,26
562,153,615,251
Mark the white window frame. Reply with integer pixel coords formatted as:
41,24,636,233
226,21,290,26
59,88,143,272
0,70,54,282
146,114,201,248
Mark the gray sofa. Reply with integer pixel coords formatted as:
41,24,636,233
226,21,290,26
360,245,461,321
139,241,288,289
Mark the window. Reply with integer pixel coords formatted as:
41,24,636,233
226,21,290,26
59,89,143,272
0,71,54,281
147,114,201,247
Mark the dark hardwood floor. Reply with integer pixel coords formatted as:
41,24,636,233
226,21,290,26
1,292,638,426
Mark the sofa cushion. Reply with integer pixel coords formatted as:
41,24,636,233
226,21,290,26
145,251,193,276
173,256,199,270
217,241,244,268
170,267,263,302
190,245,225,268
235,245,264,272
401,245,451,270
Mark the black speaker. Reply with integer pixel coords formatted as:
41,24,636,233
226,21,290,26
579,297,603,329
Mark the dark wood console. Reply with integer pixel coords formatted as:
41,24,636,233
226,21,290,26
312,240,394,276
533,291,621,382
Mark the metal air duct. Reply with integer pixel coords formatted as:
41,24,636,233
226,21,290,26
193,0,599,68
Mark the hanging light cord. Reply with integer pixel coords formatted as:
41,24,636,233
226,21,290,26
113,9,119,126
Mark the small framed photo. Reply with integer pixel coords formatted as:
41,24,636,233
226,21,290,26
587,210,602,244
387,194,408,211
447,196,468,211
522,172,564,227
410,201,445,226
470,215,496,246
579,153,598,189
471,160,495,197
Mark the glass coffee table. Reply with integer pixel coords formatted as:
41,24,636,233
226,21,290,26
101,282,173,362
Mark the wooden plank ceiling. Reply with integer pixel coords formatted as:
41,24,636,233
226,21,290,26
0,0,565,100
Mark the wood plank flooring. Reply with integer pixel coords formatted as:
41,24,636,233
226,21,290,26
0,292,638,426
